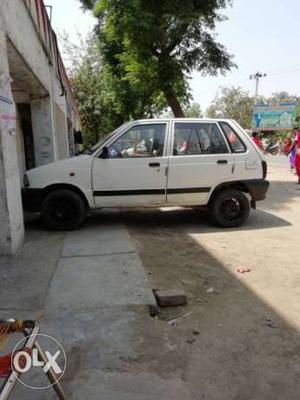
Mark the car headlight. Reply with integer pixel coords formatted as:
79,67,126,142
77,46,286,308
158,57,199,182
23,173,30,188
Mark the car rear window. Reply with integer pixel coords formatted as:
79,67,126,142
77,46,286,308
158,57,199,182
173,123,229,155
219,122,247,153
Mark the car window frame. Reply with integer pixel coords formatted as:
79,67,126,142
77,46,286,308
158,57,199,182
106,123,168,159
171,121,231,157
94,121,170,159
218,121,247,154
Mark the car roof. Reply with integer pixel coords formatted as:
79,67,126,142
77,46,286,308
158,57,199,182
130,118,233,123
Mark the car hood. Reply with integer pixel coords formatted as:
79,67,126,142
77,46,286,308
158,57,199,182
27,155,92,173
25,155,93,189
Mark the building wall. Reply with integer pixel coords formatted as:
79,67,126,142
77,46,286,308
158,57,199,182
0,0,80,254
31,98,56,166
0,27,24,254
15,113,27,181
2,0,52,96
55,103,69,160
2,0,79,166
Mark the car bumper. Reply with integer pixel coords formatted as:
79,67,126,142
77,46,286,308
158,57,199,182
22,188,44,212
244,179,270,201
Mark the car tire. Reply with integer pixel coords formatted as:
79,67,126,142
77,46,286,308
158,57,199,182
210,189,250,228
41,189,86,231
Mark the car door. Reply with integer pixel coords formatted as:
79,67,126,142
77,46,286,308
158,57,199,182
219,120,262,180
92,122,169,207
167,121,234,206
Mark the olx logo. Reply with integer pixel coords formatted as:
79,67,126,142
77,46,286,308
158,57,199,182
11,334,66,390
13,348,62,374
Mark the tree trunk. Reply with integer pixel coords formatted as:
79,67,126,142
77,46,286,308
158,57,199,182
163,85,185,117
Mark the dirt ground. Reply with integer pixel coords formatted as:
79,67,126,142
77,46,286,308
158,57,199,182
117,156,300,399
5,157,300,399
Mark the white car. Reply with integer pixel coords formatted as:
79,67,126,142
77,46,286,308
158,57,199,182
22,118,269,230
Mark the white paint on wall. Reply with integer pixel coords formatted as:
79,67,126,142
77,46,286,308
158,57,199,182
0,27,24,254
0,0,80,254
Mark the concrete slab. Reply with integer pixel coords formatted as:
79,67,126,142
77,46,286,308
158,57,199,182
10,308,142,400
46,253,156,310
0,229,64,310
67,371,192,400
11,371,192,400
0,220,161,399
38,309,141,375
62,224,136,257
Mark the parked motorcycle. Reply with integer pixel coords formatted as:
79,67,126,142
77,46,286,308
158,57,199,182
261,138,281,155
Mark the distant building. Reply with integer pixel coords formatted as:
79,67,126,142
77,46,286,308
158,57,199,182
0,0,81,254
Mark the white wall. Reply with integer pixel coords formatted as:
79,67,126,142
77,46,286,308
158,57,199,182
1,0,74,164
31,98,56,166
0,27,24,254
15,113,27,179
3,0,54,100
55,103,69,160
0,0,80,254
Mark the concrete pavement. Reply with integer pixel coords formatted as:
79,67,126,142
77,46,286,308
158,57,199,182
2,156,296,399
0,220,181,399
47,224,155,311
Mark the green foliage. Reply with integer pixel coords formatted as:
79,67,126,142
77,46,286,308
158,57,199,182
184,102,203,118
268,91,299,104
162,102,203,118
60,33,168,146
79,0,235,117
206,86,255,128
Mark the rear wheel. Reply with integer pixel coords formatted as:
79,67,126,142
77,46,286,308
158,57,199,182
41,189,86,230
210,189,250,228
270,147,280,155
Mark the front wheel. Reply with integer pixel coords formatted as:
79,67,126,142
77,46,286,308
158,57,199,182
41,189,86,230
210,189,250,228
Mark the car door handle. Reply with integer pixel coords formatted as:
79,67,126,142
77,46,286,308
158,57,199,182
217,160,228,164
149,162,160,167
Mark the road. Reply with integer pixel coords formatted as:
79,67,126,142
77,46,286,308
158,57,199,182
2,155,299,399
121,155,300,400
265,154,290,167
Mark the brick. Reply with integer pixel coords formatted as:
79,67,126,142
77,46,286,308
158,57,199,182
154,289,187,307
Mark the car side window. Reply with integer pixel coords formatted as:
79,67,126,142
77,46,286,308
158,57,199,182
173,123,229,155
107,124,166,158
219,122,246,153
187,131,202,154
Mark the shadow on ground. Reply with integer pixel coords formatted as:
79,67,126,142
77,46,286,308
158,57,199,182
124,211,300,399
24,178,296,234
8,177,299,399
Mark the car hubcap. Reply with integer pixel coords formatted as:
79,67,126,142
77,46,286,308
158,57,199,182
50,199,76,224
220,197,243,221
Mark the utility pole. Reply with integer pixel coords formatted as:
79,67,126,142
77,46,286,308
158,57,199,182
250,72,267,101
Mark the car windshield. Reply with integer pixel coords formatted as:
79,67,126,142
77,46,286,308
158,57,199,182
81,123,129,155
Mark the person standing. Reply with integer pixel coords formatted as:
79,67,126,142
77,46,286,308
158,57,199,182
284,137,292,156
289,135,296,171
251,131,263,149
284,137,296,170
294,129,300,183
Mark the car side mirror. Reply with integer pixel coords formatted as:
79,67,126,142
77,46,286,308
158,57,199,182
99,146,108,159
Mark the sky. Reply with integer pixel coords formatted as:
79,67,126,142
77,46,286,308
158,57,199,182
46,0,300,112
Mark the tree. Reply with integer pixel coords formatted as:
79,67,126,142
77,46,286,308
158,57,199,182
79,0,235,117
60,33,168,145
59,33,121,144
184,102,203,118
206,86,255,128
269,91,299,104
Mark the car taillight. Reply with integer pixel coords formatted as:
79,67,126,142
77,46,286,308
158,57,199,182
262,161,267,179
